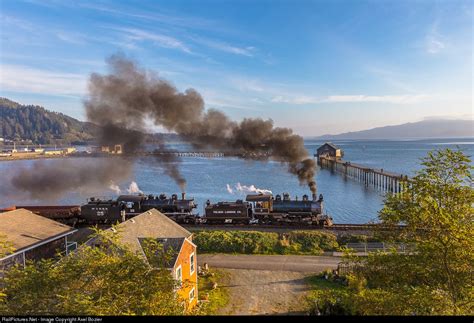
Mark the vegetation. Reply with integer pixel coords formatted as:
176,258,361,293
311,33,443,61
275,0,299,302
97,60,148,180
0,98,97,145
193,230,339,255
308,148,474,315
196,269,230,315
0,228,186,315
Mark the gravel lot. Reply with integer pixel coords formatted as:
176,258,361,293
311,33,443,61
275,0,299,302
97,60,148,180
216,269,313,315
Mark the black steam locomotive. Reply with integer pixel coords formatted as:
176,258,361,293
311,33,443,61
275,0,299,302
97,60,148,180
204,192,332,226
79,192,197,224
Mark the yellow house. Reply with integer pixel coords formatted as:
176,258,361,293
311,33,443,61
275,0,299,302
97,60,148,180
90,209,198,311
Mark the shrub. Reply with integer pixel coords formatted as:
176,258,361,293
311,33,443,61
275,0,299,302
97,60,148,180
193,231,279,254
287,231,339,254
194,230,338,255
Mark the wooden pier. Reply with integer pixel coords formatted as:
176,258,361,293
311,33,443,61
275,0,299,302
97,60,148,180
146,151,226,158
318,156,409,193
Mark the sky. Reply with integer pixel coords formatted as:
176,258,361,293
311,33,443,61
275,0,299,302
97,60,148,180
0,0,472,136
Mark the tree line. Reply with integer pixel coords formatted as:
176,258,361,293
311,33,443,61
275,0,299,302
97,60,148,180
0,98,96,145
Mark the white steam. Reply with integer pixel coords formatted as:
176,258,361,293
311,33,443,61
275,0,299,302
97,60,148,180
109,181,143,195
226,182,272,195
127,181,143,194
109,182,121,195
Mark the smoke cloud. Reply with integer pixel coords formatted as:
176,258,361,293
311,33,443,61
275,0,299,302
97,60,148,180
85,54,317,193
8,54,317,200
10,159,133,200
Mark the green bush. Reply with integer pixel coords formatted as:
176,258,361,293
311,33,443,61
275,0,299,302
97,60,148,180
336,234,381,245
287,231,339,254
194,230,338,255
193,231,279,254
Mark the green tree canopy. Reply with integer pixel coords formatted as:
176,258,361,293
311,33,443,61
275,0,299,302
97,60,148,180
0,227,185,315
311,148,473,315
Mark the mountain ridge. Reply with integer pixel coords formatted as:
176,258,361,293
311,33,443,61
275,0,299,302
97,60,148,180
312,119,473,140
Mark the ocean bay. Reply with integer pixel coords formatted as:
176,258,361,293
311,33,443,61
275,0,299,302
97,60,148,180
1,138,472,224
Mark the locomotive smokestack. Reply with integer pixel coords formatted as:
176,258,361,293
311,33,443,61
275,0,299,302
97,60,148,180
182,192,185,200
312,193,317,201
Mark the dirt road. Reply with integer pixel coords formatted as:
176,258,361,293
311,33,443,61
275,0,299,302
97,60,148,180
197,255,340,315
216,269,312,315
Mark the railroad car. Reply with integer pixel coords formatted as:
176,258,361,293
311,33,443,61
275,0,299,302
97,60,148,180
203,199,255,224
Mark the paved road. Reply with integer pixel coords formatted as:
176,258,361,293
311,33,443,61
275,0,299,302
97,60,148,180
198,254,341,273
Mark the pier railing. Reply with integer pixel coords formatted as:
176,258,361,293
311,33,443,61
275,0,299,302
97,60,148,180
318,156,409,193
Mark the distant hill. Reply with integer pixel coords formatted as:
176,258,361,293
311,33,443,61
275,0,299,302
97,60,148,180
0,98,183,145
0,98,98,145
315,119,474,140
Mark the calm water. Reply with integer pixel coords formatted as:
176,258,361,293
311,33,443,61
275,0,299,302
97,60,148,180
1,138,472,224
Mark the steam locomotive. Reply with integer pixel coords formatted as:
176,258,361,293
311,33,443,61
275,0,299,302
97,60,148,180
80,193,197,224
5,191,332,227
204,193,332,226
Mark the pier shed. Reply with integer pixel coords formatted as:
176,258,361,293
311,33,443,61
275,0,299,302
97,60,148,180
316,142,343,160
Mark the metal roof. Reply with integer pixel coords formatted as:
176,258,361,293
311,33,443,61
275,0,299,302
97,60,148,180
317,142,340,151
0,208,76,255
245,194,273,202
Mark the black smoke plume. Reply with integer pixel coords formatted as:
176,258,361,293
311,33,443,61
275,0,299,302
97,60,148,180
7,54,317,200
85,54,317,193
8,159,133,200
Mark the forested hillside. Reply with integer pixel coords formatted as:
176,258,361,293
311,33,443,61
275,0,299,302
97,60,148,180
0,98,97,144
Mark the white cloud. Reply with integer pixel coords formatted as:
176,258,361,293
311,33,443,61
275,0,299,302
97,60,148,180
110,27,192,53
0,64,87,96
426,36,445,54
271,94,430,105
425,22,446,54
272,95,319,104
189,36,255,57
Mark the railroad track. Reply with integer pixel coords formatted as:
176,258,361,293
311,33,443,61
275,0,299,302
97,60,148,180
182,223,404,231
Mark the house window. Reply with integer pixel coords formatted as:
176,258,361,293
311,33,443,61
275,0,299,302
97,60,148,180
176,265,182,285
190,252,195,275
189,287,195,302
66,242,77,255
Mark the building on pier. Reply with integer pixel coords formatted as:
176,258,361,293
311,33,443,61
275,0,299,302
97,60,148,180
315,142,344,160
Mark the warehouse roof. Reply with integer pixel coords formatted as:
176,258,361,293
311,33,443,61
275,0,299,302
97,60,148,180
0,208,76,256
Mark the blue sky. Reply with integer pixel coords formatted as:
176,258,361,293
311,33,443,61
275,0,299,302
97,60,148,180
0,0,472,136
